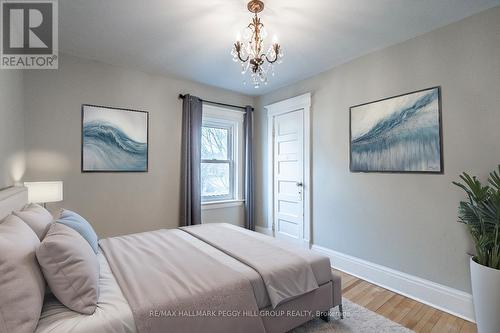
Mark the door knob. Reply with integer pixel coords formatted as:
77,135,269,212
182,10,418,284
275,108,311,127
296,182,303,187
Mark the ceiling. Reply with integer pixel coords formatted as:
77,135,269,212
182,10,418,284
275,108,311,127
60,0,500,95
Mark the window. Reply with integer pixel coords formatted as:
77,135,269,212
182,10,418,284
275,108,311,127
201,105,244,203
201,125,233,200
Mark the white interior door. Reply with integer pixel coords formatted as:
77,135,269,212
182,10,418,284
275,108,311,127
273,109,305,246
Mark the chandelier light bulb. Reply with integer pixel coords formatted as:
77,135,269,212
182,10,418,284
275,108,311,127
261,26,268,39
243,27,252,40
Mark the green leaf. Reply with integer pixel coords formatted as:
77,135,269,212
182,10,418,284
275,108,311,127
453,167,500,269
453,173,490,203
489,165,500,191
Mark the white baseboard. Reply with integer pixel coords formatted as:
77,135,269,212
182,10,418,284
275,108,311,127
255,225,273,236
312,245,475,323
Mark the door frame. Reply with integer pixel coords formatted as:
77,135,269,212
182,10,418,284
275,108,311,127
265,93,311,248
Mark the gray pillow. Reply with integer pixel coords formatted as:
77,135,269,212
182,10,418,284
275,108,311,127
13,203,53,239
36,223,99,315
0,214,45,333
57,209,98,253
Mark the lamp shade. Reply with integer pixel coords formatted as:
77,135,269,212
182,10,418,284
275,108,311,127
24,181,63,204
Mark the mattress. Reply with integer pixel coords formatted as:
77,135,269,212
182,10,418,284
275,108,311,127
35,229,331,333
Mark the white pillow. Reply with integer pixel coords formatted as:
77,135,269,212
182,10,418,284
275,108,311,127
36,223,99,315
0,215,45,333
14,203,53,239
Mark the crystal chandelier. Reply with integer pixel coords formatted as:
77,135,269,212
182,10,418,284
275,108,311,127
231,0,283,88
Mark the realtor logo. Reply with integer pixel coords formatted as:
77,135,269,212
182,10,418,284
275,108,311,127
1,0,58,69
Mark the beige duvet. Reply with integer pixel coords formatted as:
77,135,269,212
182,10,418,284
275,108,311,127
100,228,266,333
36,224,333,333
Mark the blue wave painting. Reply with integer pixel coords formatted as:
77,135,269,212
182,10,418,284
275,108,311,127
350,88,441,172
82,106,148,172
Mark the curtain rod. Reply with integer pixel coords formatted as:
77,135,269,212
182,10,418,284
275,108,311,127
178,94,254,112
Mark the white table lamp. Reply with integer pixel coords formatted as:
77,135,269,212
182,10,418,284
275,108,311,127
24,181,63,207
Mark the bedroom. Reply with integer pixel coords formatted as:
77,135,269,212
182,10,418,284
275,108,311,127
0,0,499,332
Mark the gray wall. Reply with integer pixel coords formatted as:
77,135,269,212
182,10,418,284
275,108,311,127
23,54,253,237
0,70,25,189
202,204,245,227
254,7,500,293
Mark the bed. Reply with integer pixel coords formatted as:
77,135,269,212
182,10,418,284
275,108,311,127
0,187,342,333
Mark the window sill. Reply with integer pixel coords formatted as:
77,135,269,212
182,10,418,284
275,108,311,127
202,200,245,210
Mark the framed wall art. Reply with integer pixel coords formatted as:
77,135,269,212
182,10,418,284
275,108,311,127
350,87,443,173
81,104,149,172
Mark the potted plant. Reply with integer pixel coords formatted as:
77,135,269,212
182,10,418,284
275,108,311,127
453,166,500,333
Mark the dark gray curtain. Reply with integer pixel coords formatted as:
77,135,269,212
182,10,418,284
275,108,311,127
180,95,203,226
244,106,255,230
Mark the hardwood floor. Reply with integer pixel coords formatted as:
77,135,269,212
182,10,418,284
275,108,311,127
334,270,477,333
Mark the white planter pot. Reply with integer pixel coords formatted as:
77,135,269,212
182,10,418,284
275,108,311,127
470,257,500,333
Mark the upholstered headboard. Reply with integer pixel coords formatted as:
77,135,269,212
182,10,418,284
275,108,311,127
0,186,28,220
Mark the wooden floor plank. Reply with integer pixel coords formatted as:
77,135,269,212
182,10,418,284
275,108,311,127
364,289,395,312
459,320,478,333
412,307,440,333
430,313,453,333
351,283,383,305
447,316,464,333
399,302,426,328
341,276,363,293
377,294,405,317
419,309,443,333
335,270,477,333
356,285,384,307
344,280,372,299
389,298,419,323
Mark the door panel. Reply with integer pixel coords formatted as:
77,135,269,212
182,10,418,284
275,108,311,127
273,109,304,245
278,141,297,155
278,181,297,196
277,160,298,178
277,219,299,238
278,200,300,216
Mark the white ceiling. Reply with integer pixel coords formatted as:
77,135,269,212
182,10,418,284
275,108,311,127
60,0,500,95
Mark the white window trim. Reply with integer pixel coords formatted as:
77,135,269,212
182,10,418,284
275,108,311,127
202,200,244,210
201,104,245,206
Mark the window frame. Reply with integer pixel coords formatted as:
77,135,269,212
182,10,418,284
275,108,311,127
201,122,234,202
201,104,244,204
